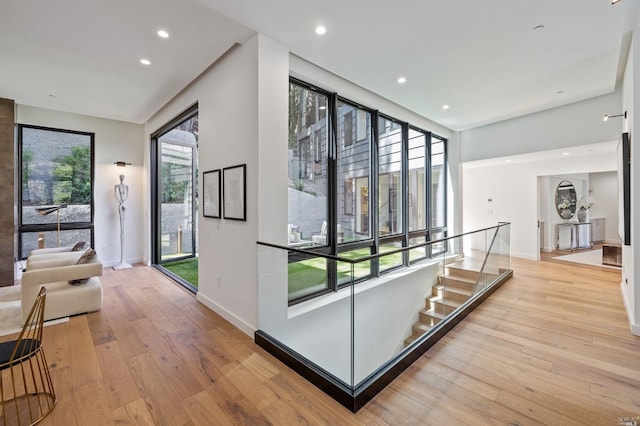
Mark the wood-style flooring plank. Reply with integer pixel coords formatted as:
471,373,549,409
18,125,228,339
21,254,638,425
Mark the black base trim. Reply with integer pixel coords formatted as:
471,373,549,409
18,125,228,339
255,270,513,413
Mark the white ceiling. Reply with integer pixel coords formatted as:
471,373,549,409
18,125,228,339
1,0,638,130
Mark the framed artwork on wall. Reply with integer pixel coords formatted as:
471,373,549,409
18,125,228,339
223,164,246,221
203,169,221,218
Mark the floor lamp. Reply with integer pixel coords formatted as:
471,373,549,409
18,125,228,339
36,203,68,247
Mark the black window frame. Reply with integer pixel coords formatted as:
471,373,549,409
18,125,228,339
287,78,449,305
17,124,95,260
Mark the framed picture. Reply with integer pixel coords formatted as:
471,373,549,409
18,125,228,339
223,164,246,221
203,169,221,218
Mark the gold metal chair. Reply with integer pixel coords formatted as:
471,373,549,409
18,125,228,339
0,287,56,425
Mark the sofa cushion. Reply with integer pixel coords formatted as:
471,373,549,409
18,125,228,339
71,241,88,251
69,249,97,285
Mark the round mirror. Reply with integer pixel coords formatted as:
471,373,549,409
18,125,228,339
555,180,577,219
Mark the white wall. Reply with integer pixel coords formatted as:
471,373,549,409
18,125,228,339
621,29,639,335
16,105,145,266
146,35,288,335
463,147,616,260
461,91,622,162
589,171,619,242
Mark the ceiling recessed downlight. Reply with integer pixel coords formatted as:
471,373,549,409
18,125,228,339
562,152,569,156
140,59,151,66
397,77,406,84
157,29,169,38
442,105,450,110
315,26,326,35
533,24,545,31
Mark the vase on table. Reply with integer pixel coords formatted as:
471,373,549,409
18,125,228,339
577,209,587,223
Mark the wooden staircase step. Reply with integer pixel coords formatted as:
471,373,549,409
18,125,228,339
419,307,446,325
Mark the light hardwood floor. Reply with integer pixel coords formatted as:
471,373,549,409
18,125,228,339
5,257,639,425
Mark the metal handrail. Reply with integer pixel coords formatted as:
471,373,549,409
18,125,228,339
257,222,511,264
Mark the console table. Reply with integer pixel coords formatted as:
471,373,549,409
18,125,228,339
555,222,592,251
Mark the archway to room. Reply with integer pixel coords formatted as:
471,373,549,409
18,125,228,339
150,104,199,291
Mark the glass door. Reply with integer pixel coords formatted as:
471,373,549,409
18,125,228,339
151,107,199,290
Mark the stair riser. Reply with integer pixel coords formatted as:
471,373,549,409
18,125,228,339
412,323,435,335
445,266,480,281
434,287,471,304
419,311,443,325
439,276,476,292
429,301,457,316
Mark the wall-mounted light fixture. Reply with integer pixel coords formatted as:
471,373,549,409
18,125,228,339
114,161,132,167
603,111,627,122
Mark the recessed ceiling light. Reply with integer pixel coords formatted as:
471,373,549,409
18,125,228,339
140,58,151,66
562,152,569,156
611,0,622,5
506,159,512,163
533,24,545,31
157,29,169,39
397,77,406,84
442,105,450,110
315,26,326,35
557,90,565,94
48,94,56,98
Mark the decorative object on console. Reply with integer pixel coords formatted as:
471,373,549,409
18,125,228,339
576,197,592,223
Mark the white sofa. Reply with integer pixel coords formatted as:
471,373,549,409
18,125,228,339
21,250,103,322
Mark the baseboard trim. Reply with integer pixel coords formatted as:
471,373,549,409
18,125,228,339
620,282,640,336
197,292,256,337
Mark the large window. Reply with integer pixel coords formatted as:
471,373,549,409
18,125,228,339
378,117,403,237
18,125,94,258
287,81,330,301
287,79,448,304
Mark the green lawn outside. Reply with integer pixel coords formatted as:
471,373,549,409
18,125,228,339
288,247,404,299
163,257,198,288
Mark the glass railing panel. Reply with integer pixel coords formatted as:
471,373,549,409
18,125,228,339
430,230,448,257
379,241,404,273
258,222,512,392
287,254,329,302
353,248,444,385
258,244,355,387
408,235,427,263
337,247,372,285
